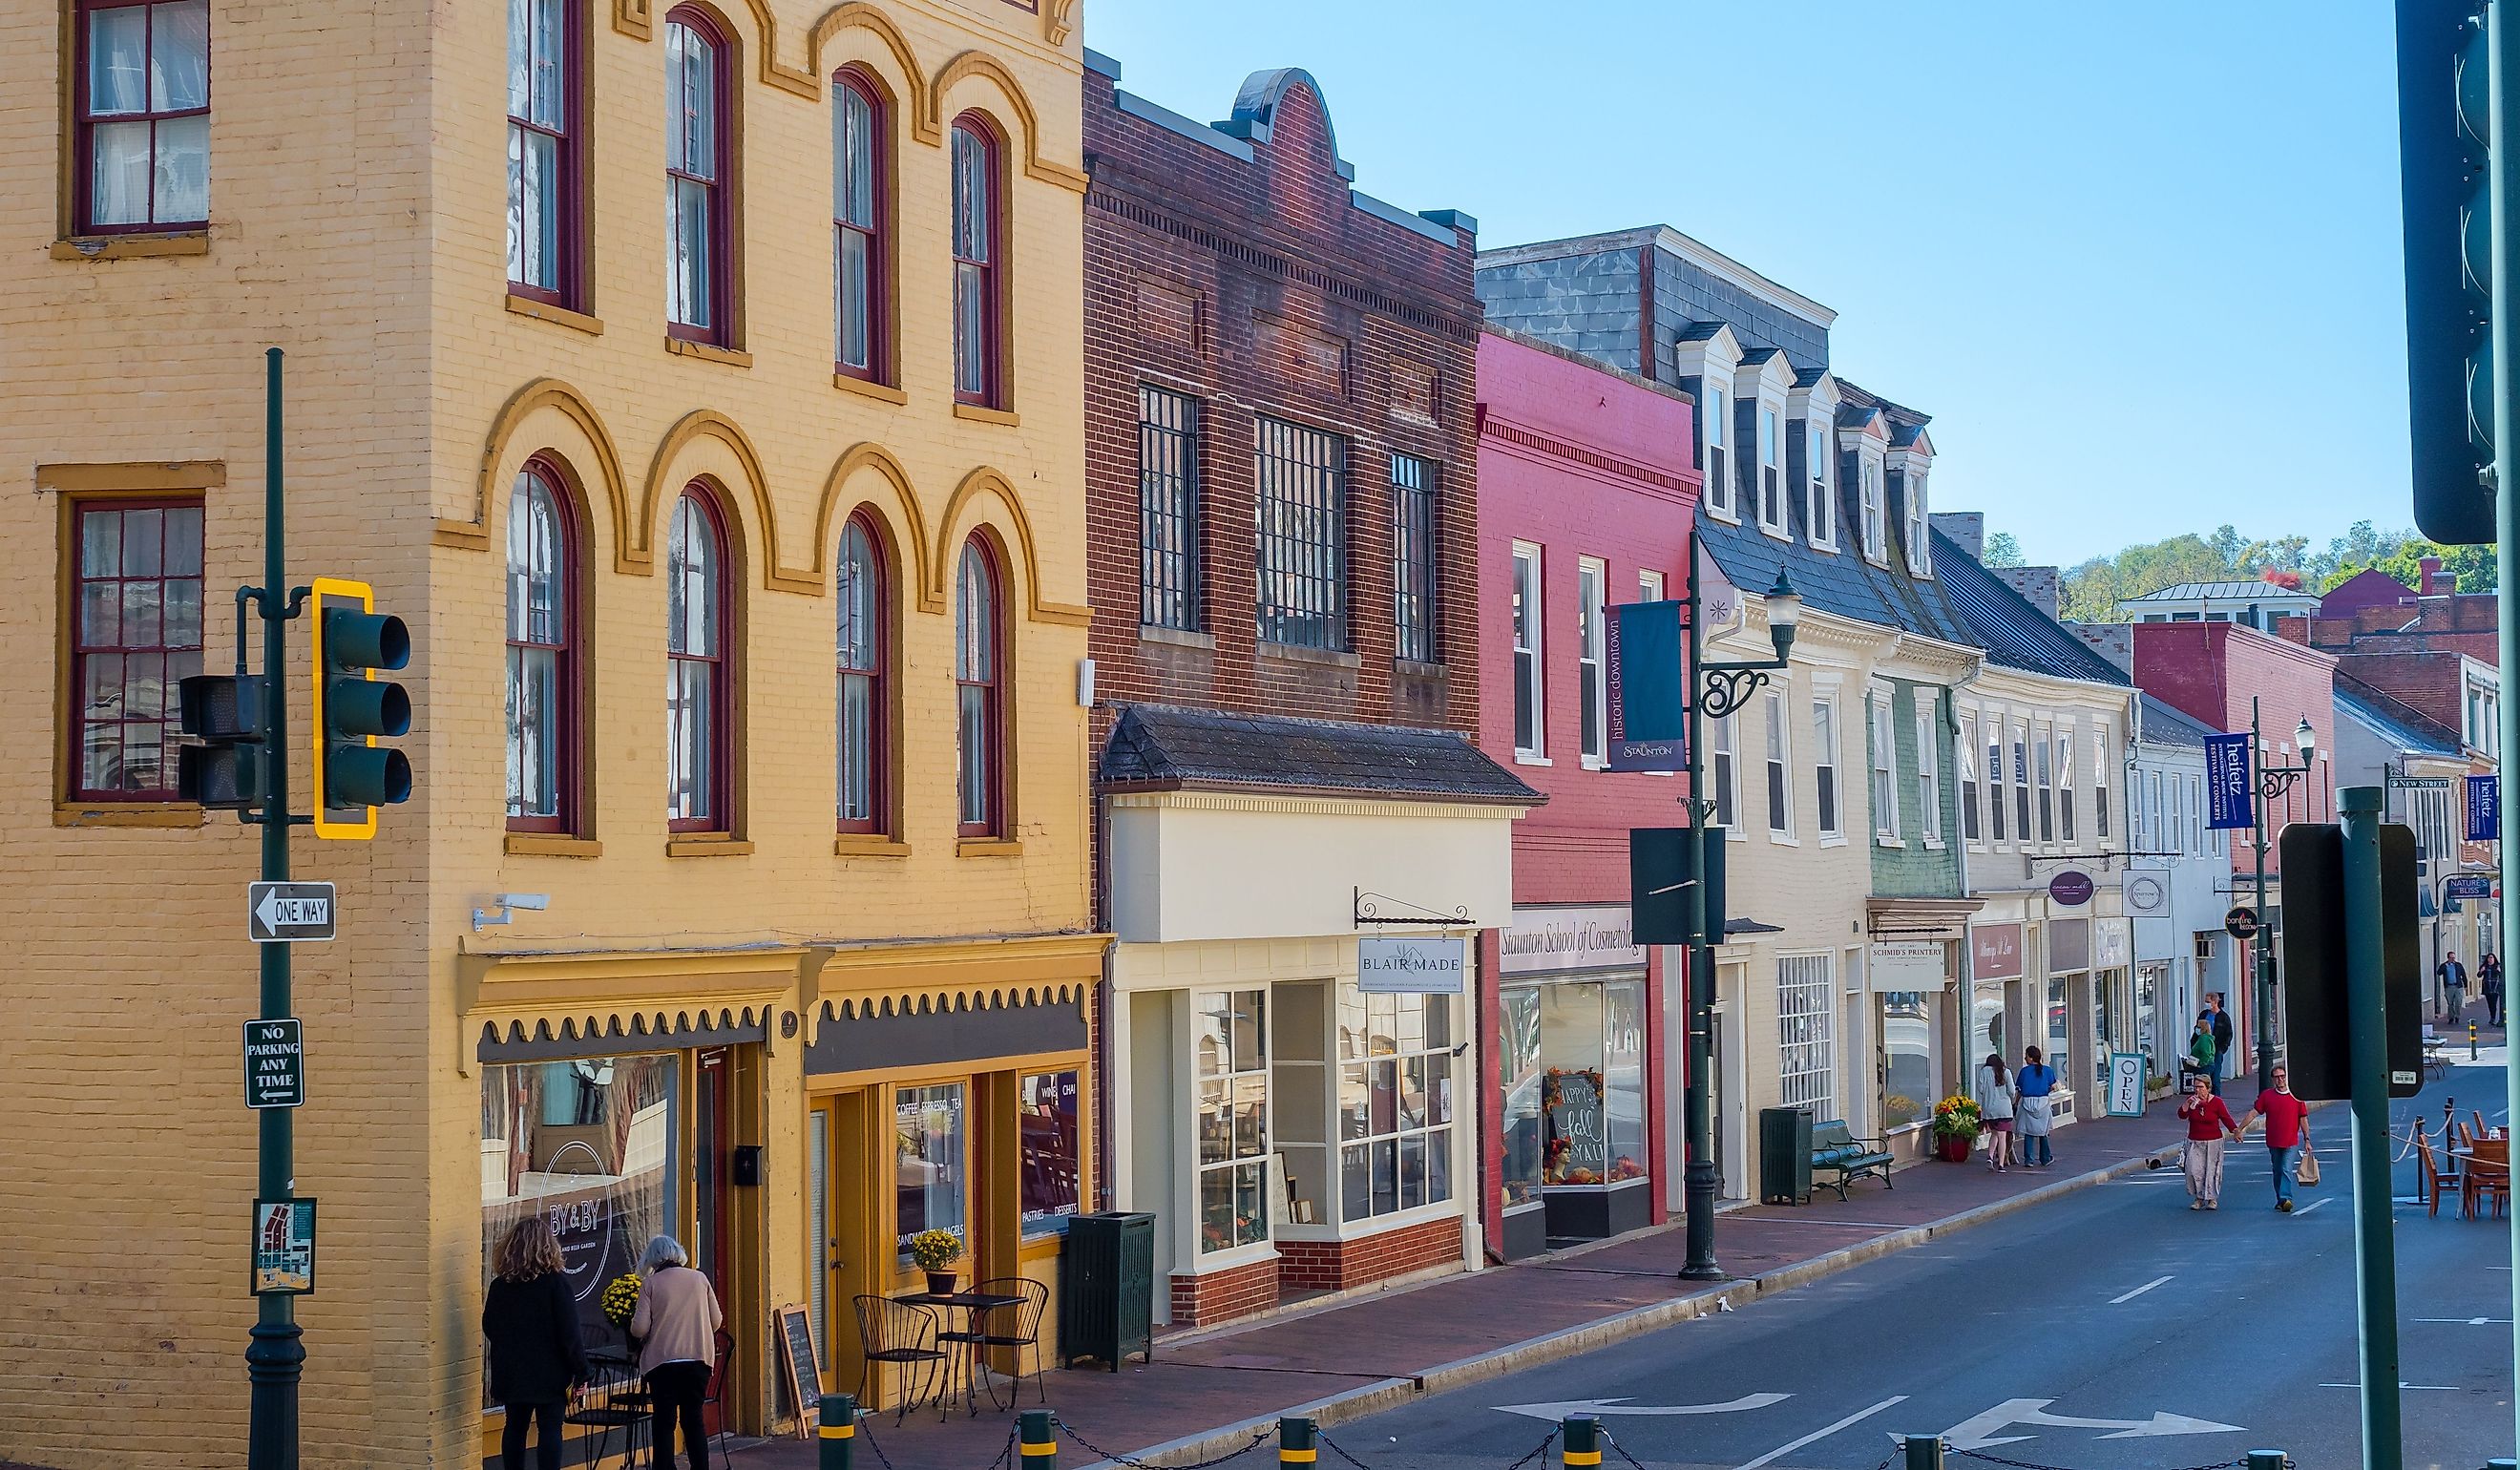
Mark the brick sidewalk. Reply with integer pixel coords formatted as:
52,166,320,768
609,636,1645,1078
726,1106,2190,1470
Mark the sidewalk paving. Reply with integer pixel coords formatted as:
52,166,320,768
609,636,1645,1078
729,1106,2194,1470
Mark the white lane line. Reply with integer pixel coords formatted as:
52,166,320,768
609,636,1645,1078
1732,1395,1909,1470
2110,1274,2175,1305
2297,1198,2333,1215
2413,1316,2514,1325
2320,1382,2460,1391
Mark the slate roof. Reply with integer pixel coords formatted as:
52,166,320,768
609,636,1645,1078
1098,704,1544,804
2120,581,2318,604
2135,694,2222,748
1933,532,2131,686
2334,678,2463,757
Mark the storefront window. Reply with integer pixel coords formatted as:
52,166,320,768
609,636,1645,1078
1531,979,1648,1187
1880,992,1933,1127
1605,979,1646,1178
480,1055,681,1403
2092,981,2118,1096
1969,984,2006,1075
895,1082,967,1257
1018,1069,1082,1235
1195,990,1269,1253
1499,987,1544,1208
1335,992,1454,1222
2046,976,2070,1094
2136,964,2163,1079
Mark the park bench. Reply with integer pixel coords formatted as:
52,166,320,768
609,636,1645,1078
1808,1119,1895,1202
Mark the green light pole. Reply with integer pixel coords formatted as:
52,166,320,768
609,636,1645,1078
2245,697,2317,1097
1679,538,1798,1280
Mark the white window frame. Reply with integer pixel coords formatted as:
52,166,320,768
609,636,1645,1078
1639,569,1666,601
1959,711,1982,847
1712,712,1740,834
2033,722,2056,845
1512,542,1546,763
2145,769,2162,853
1776,953,1837,1117
1193,988,1270,1257
1917,708,1942,846
2188,772,2204,856
2011,721,2033,843
1870,691,1900,844
1578,556,1607,767
1984,712,2008,845
1814,696,1842,841
1859,459,1886,564
1703,386,1734,521
1765,685,1796,841
1807,423,1836,549
1904,471,1931,573
2093,731,2110,840
1756,406,1786,536
2057,728,2077,844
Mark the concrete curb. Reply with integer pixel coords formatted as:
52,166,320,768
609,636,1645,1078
1081,1141,2184,1468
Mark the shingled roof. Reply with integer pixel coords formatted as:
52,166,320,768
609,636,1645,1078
1099,704,1544,805
1934,531,2131,686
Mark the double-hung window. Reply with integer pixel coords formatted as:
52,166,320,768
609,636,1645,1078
1870,694,1900,841
951,116,1003,405
1917,709,1942,843
835,515,886,833
2093,733,2110,839
507,0,575,303
1511,543,1544,758
1959,712,1981,843
1776,955,1836,1116
1195,990,1269,1253
1253,418,1346,650
2033,724,2055,844
1860,460,1885,561
665,11,729,343
2190,774,2205,854
68,496,204,800
1807,424,1834,547
832,71,887,379
1711,714,1738,830
1904,472,1931,572
2057,729,2077,843
1337,992,1455,1222
1813,698,1840,837
1765,688,1794,837
75,0,210,233
1703,388,1732,518
956,538,1003,836
1392,455,1438,663
1578,557,1606,765
1138,387,1201,631
2011,723,2032,839
2145,770,2162,853
506,465,575,831
1985,719,2007,842
665,489,731,830
1639,569,1666,602
1756,407,1784,533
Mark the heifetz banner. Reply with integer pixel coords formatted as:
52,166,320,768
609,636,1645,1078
1606,599,1686,772
2468,773,2501,843
2204,733,2254,830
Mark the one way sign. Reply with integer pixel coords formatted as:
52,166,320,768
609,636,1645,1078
248,882,336,944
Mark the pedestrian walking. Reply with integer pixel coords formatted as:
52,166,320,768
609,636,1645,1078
2182,1018,2217,1086
1974,1051,2018,1172
2238,1063,2314,1213
481,1217,588,1470
2176,1071,2240,1210
630,1234,723,1470
2202,994,2235,1095
2441,952,2469,1025
2015,1045,2059,1168
2483,952,2506,1028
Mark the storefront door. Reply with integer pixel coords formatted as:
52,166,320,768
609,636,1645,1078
695,1049,733,1435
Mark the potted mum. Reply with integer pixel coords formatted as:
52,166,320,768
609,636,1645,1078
908,1228,964,1297
1929,1095,1983,1163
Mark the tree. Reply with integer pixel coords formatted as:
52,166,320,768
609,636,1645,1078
1982,532,2024,568
2056,520,2437,621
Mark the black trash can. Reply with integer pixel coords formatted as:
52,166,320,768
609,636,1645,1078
1760,1106,1813,1206
1059,1211,1155,1370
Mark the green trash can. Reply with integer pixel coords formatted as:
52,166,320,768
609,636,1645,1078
1760,1106,1813,1205
1059,1211,1154,1369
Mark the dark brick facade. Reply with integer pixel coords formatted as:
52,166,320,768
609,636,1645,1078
1274,1215,1465,1294
1168,1252,1278,1327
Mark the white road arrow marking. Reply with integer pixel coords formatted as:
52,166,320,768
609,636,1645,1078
2109,1273,2174,1304
1734,1396,1905,1470
1942,1398,2244,1451
1494,1393,1790,1422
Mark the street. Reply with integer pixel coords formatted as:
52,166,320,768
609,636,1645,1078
1324,1060,2517,1470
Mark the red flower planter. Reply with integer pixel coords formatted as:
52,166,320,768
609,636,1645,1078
1935,1134,1973,1164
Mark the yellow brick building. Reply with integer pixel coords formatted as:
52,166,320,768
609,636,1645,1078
0,1,1096,1464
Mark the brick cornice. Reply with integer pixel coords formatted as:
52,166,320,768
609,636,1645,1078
1476,410,1695,501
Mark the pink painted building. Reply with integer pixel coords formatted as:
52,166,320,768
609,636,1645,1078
1472,327,1699,1259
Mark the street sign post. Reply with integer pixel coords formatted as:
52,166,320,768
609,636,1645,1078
247,882,335,944
243,1020,304,1110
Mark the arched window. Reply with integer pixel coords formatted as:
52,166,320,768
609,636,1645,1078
950,116,1002,406
955,537,1002,836
506,462,576,830
835,514,886,832
666,488,730,830
665,10,729,342
832,70,887,381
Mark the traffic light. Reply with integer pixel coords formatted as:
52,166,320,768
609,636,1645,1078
2398,0,2498,545
177,673,262,810
308,576,411,839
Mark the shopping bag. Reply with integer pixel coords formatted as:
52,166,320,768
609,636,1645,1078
2297,1145,2321,1187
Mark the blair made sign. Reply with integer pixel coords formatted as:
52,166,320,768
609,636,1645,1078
1359,935,1467,995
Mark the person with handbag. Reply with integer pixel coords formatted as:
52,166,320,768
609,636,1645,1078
2240,1063,2315,1213
2175,1070,2239,1210
1973,1052,2018,1172
2014,1046,2058,1169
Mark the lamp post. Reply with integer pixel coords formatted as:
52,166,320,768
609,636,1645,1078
1678,538,1798,1281
2247,698,2317,1096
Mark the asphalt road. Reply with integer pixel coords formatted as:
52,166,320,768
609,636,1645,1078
1323,1060,2518,1470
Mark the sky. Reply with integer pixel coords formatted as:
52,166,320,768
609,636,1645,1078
1080,0,2416,570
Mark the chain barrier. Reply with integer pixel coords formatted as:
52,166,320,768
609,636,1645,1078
1057,1419,1275,1470
1949,1445,2256,1470
853,1415,898,1470
1602,1428,1653,1470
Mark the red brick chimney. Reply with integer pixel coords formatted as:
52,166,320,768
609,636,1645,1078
2421,555,2447,595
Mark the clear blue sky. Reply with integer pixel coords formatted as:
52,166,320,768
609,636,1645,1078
1082,0,2413,569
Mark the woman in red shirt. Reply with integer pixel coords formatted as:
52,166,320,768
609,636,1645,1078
2176,1071,2240,1210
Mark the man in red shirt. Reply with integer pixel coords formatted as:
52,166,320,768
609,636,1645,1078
2175,1071,2239,1209
2241,1064,2314,1212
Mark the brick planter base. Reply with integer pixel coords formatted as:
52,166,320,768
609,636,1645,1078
1170,1254,1279,1326
1276,1215,1464,1295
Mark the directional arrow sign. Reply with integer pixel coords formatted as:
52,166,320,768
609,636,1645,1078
248,882,336,944
1495,1393,1789,1422
1941,1398,2244,1451
243,1019,304,1109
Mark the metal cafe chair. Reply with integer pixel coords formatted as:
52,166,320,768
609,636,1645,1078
854,1294,946,1424
967,1277,1051,1407
562,1355,651,1469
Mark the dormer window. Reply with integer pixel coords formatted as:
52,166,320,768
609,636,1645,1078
1756,407,1784,535
1703,387,1733,519
1806,425,1835,548
1859,459,1885,563
1904,471,1931,574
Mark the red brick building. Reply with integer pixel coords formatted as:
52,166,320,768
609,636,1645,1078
1081,52,1532,1327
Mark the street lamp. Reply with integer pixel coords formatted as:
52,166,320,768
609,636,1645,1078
1678,548,1797,1281
2248,699,2318,1094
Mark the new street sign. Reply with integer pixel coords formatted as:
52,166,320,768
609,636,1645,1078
244,1019,304,1109
247,881,335,944
2389,775,2453,790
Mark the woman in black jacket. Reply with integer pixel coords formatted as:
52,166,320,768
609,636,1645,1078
483,1217,589,1470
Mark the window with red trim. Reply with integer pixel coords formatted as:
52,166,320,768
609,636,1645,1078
69,497,204,800
950,116,1002,406
955,537,1002,836
835,514,887,832
832,71,888,381
665,10,730,342
506,0,578,304
506,463,578,832
666,488,732,830
74,0,211,233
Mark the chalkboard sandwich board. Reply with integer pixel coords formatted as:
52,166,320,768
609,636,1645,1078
773,1302,820,1439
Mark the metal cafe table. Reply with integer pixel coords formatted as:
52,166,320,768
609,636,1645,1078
892,1289,1030,1416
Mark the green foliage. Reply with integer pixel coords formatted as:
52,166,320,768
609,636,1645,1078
1981,532,2024,568
2054,520,2468,621
2324,537,2498,596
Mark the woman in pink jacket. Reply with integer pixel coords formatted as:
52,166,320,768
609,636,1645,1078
630,1235,723,1470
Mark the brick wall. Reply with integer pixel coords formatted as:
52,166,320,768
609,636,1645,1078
1169,1254,1280,1326
1276,1215,1464,1293
2133,622,2339,873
